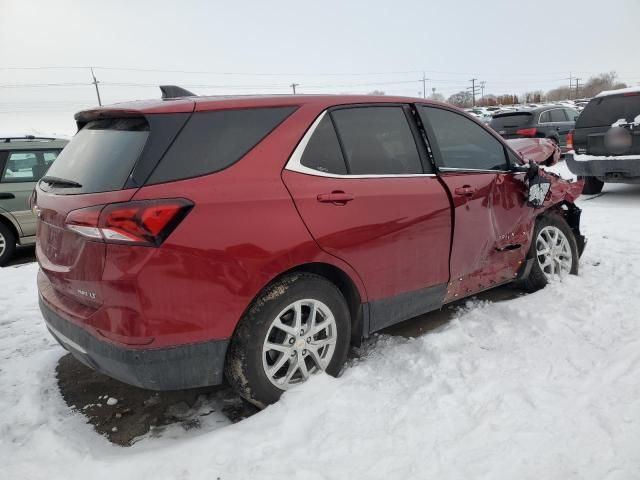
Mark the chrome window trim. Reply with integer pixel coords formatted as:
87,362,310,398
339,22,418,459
439,167,512,174
284,110,436,179
538,108,567,124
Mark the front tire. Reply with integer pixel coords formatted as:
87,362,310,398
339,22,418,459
520,214,579,292
225,273,351,408
579,176,604,195
0,223,16,267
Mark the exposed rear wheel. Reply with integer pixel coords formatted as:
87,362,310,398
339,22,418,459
579,176,604,195
520,215,579,292
225,273,351,407
0,223,16,267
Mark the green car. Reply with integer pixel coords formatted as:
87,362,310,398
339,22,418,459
0,136,68,266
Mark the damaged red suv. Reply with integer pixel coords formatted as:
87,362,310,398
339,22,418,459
36,92,585,406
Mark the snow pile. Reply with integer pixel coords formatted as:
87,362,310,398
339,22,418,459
1,186,640,479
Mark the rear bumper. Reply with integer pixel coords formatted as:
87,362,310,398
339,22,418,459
40,297,229,390
565,152,640,180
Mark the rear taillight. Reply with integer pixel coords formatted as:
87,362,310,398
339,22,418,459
566,130,574,151
516,127,538,137
65,199,193,246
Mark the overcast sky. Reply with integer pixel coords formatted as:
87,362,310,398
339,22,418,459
1,0,639,134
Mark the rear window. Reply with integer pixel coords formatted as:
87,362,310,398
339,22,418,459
490,113,533,129
576,94,640,128
43,118,149,194
148,106,296,184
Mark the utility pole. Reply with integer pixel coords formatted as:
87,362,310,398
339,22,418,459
568,72,573,100
290,83,299,95
420,72,429,98
468,78,479,107
480,81,486,102
90,67,102,106
574,78,581,99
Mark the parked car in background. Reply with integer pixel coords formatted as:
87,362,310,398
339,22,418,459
566,87,640,194
36,92,585,407
490,105,580,153
0,136,67,265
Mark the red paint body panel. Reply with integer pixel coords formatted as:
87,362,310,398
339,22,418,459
282,171,451,302
506,138,561,166
37,95,585,358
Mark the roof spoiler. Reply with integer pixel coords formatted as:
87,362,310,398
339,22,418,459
160,85,196,99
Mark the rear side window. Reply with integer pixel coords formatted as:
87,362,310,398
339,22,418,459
1,150,59,183
420,106,508,171
300,115,347,175
490,113,533,129
330,106,422,175
43,118,149,193
576,94,640,128
539,111,551,123
149,107,296,184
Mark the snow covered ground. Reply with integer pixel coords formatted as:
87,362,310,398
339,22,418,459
1,169,640,479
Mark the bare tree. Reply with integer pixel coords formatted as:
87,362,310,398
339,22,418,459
447,91,473,108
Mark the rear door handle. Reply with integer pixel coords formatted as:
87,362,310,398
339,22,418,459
0,193,15,199
317,191,354,204
454,186,475,197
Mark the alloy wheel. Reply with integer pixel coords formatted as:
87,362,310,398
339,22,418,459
262,299,337,389
536,225,573,280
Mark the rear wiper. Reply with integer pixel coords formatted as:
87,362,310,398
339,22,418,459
40,176,82,188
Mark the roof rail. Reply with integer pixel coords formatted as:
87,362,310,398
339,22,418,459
2,135,59,143
160,85,196,99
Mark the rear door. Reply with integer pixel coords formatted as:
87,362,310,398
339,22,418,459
282,105,452,332
0,149,59,237
418,105,526,301
490,112,534,139
35,117,153,312
574,93,640,156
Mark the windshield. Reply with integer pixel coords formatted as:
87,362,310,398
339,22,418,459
43,118,149,194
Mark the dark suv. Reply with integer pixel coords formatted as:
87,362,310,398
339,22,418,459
566,88,640,194
490,105,580,152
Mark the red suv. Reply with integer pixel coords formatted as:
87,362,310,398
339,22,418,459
36,93,585,407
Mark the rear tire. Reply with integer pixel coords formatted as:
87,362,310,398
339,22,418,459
0,222,16,267
520,214,579,292
580,176,604,195
224,273,351,408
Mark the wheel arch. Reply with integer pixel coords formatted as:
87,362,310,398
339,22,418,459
0,212,20,241
541,201,586,257
242,262,367,346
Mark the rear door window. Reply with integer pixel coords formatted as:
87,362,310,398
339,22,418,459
550,109,568,122
300,115,347,175
565,108,580,122
43,118,149,193
419,106,508,171
330,106,423,175
576,94,640,128
148,107,296,184
1,150,59,183
539,111,552,123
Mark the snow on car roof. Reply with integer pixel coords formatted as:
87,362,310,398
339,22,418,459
596,86,640,98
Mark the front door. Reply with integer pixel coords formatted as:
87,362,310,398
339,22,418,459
282,105,452,332
417,105,533,301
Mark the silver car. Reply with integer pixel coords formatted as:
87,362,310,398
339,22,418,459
0,136,68,265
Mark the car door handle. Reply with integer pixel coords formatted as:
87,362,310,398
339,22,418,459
0,193,15,199
454,186,475,197
317,191,354,204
